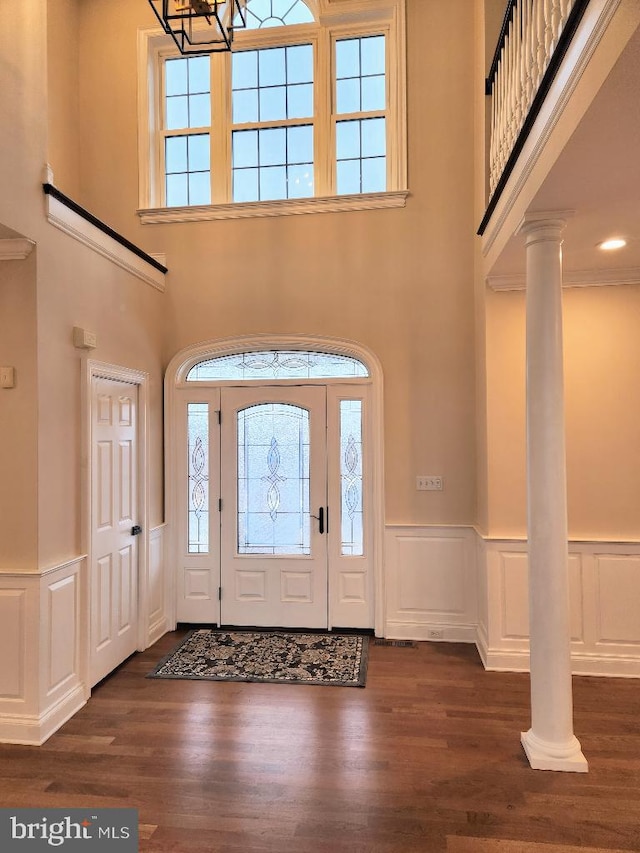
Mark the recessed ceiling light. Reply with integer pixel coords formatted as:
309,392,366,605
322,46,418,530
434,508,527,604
598,238,627,251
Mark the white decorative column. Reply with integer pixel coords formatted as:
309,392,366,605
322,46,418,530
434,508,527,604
518,211,587,773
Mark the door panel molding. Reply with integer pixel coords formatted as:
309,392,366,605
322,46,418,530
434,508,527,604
83,361,150,689
220,386,328,629
165,335,385,634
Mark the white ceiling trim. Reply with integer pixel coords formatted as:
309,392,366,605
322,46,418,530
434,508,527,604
488,266,640,291
0,238,35,261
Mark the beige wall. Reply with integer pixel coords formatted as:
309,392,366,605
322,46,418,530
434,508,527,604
485,285,640,540
0,0,165,571
47,0,81,199
0,0,46,570
75,0,478,526
0,256,38,569
35,236,165,567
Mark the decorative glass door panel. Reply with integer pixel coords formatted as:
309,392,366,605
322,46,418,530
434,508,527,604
177,389,222,623
340,399,364,556
188,403,209,554
237,404,311,556
220,386,328,628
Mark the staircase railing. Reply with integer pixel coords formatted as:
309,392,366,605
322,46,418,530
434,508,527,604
480,0,590,234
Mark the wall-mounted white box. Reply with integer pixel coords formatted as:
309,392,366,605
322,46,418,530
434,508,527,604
0,367,15,389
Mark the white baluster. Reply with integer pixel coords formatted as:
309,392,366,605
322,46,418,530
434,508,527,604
543,0,553,71
506,26,514,167
560,0,573,23
523,0,534,113
490,76,498,193
497,43,506,180
487,0,581,199
535,0,546,90
550,0,562,53
510,13,519,151
515,2,525,137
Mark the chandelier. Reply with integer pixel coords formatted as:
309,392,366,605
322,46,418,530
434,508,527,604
147,1,249,55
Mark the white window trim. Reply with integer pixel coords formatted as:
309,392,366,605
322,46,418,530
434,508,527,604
136,0,407,222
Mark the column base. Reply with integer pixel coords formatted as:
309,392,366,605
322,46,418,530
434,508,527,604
521,729,588,773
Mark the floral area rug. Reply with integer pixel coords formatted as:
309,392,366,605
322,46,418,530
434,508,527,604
147,629,369,687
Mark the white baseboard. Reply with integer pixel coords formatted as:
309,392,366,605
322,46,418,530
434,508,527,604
0,684,86,746
147,615,170,647
386,621,477,643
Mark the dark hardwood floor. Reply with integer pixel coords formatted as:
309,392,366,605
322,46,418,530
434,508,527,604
1,631,639,852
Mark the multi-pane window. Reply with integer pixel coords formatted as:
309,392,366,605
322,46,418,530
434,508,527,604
148,0,404,211
335,36,386,195
164,56,211,206
232,45,314,201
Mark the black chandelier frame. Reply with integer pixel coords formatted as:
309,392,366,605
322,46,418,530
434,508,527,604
147,1,248,55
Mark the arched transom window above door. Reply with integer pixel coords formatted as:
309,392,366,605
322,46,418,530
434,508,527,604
186,350,369,381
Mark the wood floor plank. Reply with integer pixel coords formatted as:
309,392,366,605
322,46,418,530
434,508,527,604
448,840,633,853
0,633,638,852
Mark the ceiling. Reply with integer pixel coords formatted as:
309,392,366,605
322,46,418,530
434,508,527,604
485,23,640,282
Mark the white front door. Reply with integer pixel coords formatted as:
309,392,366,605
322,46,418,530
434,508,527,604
220,386,328,628
90,378,140,686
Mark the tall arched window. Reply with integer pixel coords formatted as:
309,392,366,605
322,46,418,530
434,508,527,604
138,0,407,220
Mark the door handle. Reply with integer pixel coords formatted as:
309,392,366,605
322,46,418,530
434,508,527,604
131,525,142,536
311,507,324,534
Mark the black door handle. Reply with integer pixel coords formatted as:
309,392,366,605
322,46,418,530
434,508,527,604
311,507,324,534
131,525,142,536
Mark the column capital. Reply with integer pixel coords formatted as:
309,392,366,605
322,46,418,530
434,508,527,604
516,210,575,244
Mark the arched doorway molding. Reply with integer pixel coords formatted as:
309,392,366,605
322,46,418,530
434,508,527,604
165,333,386,635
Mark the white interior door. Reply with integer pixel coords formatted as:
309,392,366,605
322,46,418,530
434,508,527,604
90,378,139,686
220,386,328,628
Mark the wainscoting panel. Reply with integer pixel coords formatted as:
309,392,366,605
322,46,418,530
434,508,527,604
479,540,640,677
147,524,170,646
0,559,85,745
385,526,477,641
0,588,27,700
47,574,78,694
594,554,640,645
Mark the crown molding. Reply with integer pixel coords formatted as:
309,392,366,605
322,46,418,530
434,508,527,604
0,238,35,261
487,266,640,291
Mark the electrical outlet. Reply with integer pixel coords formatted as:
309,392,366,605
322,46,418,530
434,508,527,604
416,476,443,491
427,628,444,640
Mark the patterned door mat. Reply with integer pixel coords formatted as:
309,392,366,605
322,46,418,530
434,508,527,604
147,629,369,687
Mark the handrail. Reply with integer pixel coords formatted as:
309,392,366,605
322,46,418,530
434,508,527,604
479,0,590,236
43,183,168,274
